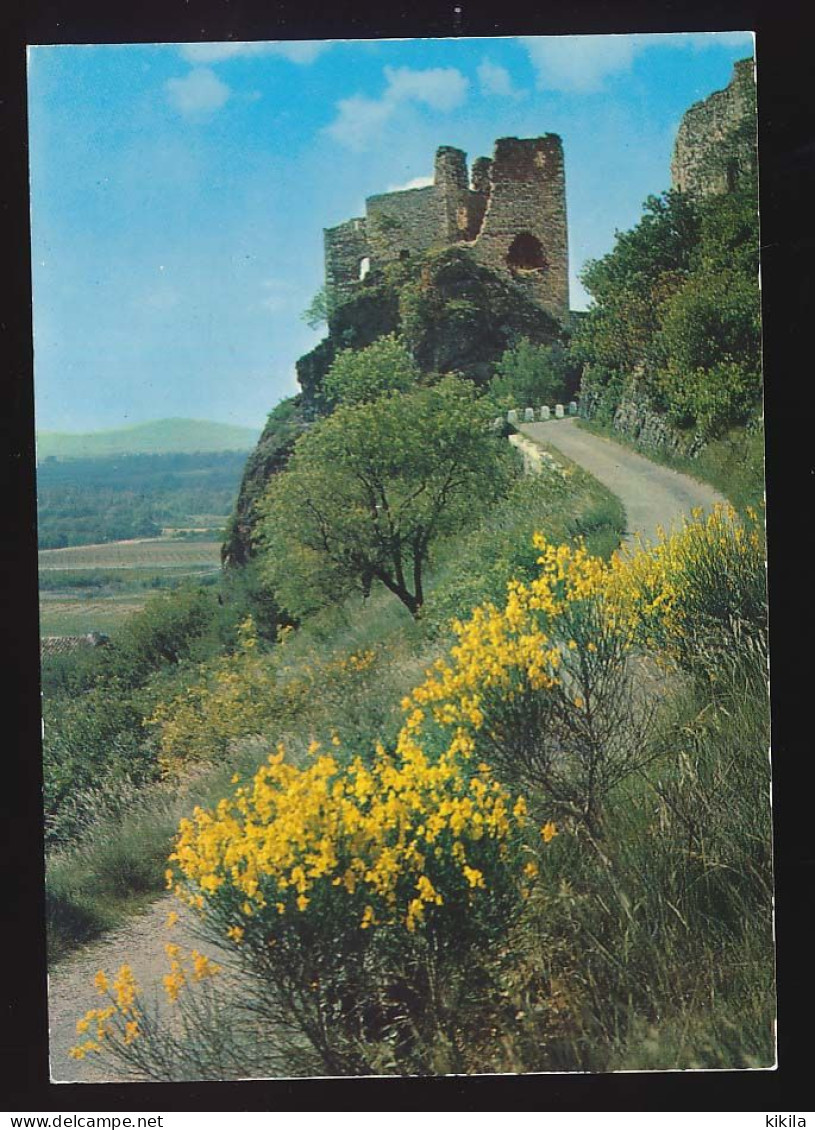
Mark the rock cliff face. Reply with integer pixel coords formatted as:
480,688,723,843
671,58,757,197
221,397,309,567
225,247,564,564
581,383,705,459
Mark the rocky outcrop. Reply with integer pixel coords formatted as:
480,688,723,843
226,246,564,561
221,396,309,567
296,283,400,413
399,248,563,383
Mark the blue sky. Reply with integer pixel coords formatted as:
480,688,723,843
27,32,754,433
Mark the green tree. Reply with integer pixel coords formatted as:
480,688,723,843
258,377,511,618
301,286,329,330
320,333,419,409
489,340,577,409
572,191,701,381
573,180,761,437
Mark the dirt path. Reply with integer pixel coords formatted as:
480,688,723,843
48,896,223,1083
520,419,727,545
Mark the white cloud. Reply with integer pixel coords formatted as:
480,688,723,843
477,59,524,98
386,175,434,192
326,65,469,150
328,95,395,150
518,31,754,93
179,40,330,65
382,65,469,111
166,67,230,116
519,35,637,93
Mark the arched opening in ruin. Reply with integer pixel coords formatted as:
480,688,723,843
506,232,547,273
358,257,371,281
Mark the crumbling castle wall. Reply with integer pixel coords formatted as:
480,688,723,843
324,218,369,307
470,135,569,323
324,135,570,324
671,57,757,197
366,186,439,266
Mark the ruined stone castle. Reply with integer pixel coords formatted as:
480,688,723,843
671,58,757,197
324,135,569,325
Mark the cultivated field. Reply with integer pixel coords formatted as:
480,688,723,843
38,538,223,572
38,537,222,636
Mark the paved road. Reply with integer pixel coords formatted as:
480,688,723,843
520,419,727,546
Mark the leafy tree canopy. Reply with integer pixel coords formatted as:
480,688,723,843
489,340,578,410
572,180,761,438
258,377,512,618
320,333,420,410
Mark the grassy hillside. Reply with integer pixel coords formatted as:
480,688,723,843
37,418,260,460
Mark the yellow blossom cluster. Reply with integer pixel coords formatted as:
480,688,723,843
163,943,221,1003
605,504,764,661
70,947,222,1062
402,508,762,754
404,535,609,739
168,730,529,937
69,965,141,1060
148,616,281,775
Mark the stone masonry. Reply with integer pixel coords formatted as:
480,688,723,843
324,135,569,324
671,58,757,197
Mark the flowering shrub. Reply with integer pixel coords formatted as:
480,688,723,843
606,504,766,675
404,534,651,834
147,617,281,775
70,966,143,1062
169,736,528,937
161,729,542,1073
68,950,228,1081
72,506,768,1076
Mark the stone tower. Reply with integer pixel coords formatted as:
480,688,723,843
469,136,569,323
671,58,757,197
323,134,570,324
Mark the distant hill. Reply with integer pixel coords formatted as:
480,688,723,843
37,418,260,460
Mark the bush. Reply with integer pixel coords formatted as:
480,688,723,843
161,733,538,1075
105,586,221,687
606,504,767,680
319,333,419,410
147,617,280,775
408,534,653,836
489,340,577,410
654,270,762,436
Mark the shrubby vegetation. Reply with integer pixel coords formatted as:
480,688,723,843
319,333,420,409
489,339,579,411
573,179,761,439
258,373,513,619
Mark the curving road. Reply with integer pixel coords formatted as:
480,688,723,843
520,419,727,546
